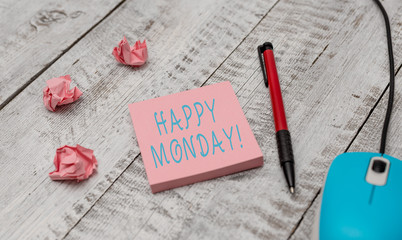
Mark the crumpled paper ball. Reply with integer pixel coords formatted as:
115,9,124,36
43,75,83,112
49,145,97,181
112,36,148,66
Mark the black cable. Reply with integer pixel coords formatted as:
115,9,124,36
373,0,395,154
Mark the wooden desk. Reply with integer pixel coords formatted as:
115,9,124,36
1,0,401,238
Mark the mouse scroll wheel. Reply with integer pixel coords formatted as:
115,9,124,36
372,160,387,173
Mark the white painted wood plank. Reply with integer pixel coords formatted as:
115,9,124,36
347,82,402,158
0,0,122,106
64,0,402,239
0,0,275,239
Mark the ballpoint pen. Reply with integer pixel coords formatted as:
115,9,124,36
258,42,296,194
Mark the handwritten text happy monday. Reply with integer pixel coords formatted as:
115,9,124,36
150,98,243,168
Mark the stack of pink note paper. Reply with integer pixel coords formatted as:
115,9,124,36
129,81,263,193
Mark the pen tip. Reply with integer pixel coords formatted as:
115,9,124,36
289,187,295,194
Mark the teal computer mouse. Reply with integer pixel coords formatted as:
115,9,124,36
312,152,402,240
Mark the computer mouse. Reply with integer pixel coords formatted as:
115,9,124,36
312,152,402,240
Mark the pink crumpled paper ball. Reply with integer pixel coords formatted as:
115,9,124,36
112,36,148,66
43,75,83,112
49,145,97,181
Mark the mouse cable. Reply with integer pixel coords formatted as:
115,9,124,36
373,0,395,155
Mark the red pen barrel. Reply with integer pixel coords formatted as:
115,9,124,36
263,50,288,132
257,42,296,193
259,42,295,192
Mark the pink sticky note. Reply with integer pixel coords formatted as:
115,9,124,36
129,81,263,193
49,145,97,181
112,36,148,66
43,75,83,112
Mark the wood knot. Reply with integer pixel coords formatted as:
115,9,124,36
30,10,67,28
69,11,84,19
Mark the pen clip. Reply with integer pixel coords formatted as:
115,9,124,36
258,45,268,88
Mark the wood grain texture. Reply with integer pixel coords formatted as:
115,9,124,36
0,0,275,239
63,0,402,239
0,0,122,106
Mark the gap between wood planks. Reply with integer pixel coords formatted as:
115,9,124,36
0,0,126,112
199,0,281,88
345,63,402,154
286,62,402,240
61,154,140,239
